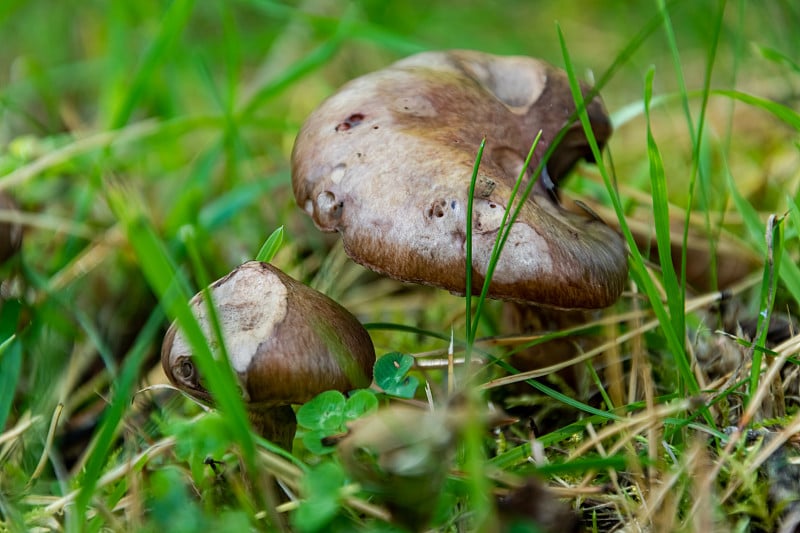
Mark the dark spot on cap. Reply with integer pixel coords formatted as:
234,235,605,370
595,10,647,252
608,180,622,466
426,199,448,219
335,113,365,132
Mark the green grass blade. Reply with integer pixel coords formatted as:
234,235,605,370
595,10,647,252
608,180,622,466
557,27,706,415
525,454,632,476
785,197,800,304
755,43,800,73
748,215,783,403
364,322,453,343
684,0,725,293
642,66,684,340
711,89,800,130
725,161,800,307
21,265,119,379
464,3,679,346
72,308,164,530
0,300,21,432
524,378,624,422
104,187,256,461
198,172,291,231
658,0,725,313
109,0,196,128
468,133,541,345
163,144,222,235
789,196,800,243
239,12,353,117
255,225,285,263
464,138,486,365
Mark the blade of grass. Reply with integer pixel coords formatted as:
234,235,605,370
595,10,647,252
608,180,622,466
244,0,426,55
238,10,354,117
71,307,163,531
789,196,800,243
661,0,726,298
364,322,453,343
22,265,119,378
0,300,21,432
109,0,197,128
642,66,685,344
557,27,709,427
198,172,291,231
747,215,783,405
464,138,486,366
0,116,229,193
104,186,256,461
163,142,222,235
657,0,726,340
755,43,800,74
467,133,541,346
523,454,632,476
723,157,800,307
465,2,680,347
586,358,616,412
256,225,285,263
711,89,800,130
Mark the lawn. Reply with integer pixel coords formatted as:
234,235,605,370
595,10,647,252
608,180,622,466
1,1,799,532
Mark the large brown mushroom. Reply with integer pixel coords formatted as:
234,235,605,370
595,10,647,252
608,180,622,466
161,261,376,450
291,49,627,309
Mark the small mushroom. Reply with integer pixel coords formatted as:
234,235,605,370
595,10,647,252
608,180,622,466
335,405,455,530
0,192,22,264
161,261,376,449
496,477,580,533
330,401,515,531
292,49,626,309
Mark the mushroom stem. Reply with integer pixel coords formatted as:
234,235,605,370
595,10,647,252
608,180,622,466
247,404,297,451
500,302,596,397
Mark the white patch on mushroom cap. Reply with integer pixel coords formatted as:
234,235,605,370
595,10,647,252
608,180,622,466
471,200,553,282
167,263,288,375
330,163,346,184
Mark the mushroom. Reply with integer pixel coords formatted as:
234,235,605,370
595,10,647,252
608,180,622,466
291,50,629,422
330,400,515,531
161,261,376,450
495,477,580,533
291,49,627,310
334,404,456,530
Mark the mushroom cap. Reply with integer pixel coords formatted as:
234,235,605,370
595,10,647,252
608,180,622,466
292,50,627,309
161,261,375,407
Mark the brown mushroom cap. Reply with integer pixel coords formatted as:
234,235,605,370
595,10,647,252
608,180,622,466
161,261,375,408
292,50,627,309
